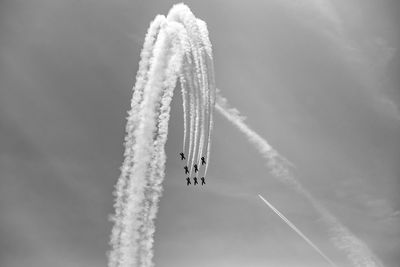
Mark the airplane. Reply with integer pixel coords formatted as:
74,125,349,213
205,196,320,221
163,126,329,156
179,152,185,160
193,164,199,173
193,177,198,185
186,177,191,185
201,177,205,185
201,156,206,165
184,166,189,175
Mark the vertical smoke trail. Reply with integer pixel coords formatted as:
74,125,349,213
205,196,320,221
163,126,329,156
138,22,186,266
118,23,183,267
109,4,215,267
178,29,191,155
191,62,201,174
196,19,215,176
195,19,210,168
203,50,216,177
179,75,188,153
167,4,210,175
215,93,384,267
109,15,166,267
186,54,195,168
258,194,338,267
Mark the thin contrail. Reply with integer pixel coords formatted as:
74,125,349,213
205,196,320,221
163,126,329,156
258,194,338,267
216,94,383,267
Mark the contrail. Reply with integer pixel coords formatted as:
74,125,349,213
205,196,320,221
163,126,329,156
216,94,383,267
258,194,338,267
109,4,216,267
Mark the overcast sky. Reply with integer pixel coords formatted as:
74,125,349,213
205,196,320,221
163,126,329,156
0,1,399,267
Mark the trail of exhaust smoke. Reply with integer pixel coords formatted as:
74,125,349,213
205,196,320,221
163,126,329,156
203,53,215,177
216,93,383,267
117,23,175,267
180,74,188,153
138,22,186,266
109,4,215,267
195,46,207,167
108,14,166,267
258,194,338,267
196,18,214,170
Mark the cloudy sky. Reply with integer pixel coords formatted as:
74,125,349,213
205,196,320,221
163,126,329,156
0,0,399,266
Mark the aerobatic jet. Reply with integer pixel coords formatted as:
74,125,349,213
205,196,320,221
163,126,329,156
179,152,185,160
201,156,206,165
186,177,191,186
201,177,205,185
193,164,199,173
193,177,198,185
184,166,189,175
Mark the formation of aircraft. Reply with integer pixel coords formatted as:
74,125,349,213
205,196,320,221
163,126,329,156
179,152,207,186
186,176,206,186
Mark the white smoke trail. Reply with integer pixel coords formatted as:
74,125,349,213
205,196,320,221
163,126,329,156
216,93,383,267
180,75,188,153
203,44,216,177
258,194,338,267
137,22,186,266
116,23,172,267
186,54,195,168
167,4,211,175
109,4,215,267
195,19,212,170
109,14,166,267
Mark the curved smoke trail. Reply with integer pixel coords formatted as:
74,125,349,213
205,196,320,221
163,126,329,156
216,93,384,267
108,4,215,267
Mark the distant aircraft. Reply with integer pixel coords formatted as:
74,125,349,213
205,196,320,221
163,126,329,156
184,166,189,175
201,156,206,165
201,177,205,185
193,164,199,173
186,177,191,186
179,152,185,160
193,177,198,185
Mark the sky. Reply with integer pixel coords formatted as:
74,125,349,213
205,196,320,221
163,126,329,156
0,0,399,266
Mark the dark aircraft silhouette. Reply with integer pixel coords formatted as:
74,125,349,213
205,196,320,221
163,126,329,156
193,177,198,185
201,156,206,165
184,166,189,175
179,152,185,160
193,164,199,173
186,177,191,186
201,177,205,185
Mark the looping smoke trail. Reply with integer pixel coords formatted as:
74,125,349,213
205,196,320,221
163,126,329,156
258,194,338,267
109,4,215,267
216,93,384,267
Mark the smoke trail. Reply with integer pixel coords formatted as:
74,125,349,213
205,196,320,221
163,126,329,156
138,22,187,266
117,23,175,267
180,74,188,153
216,93,384,267
203,42,216,177
109,4,216,267
108,15,166,267
258,194,338,267
196,19,215,170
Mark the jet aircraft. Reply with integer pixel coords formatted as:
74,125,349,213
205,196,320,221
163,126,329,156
179,152,185,160
193,164,199,173
184,166,189,175
201,156,206,165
